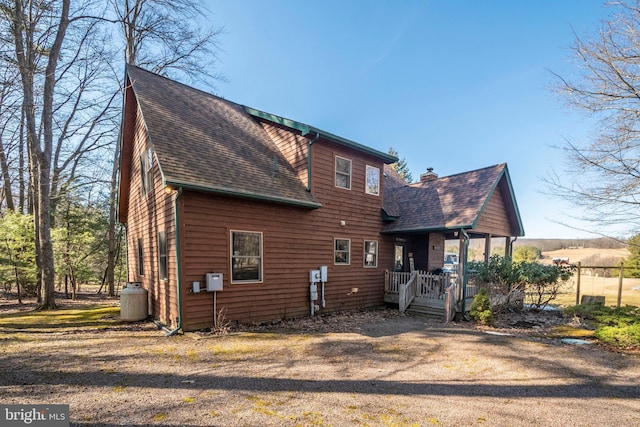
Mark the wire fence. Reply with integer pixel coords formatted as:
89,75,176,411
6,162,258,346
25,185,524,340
566,262,640,308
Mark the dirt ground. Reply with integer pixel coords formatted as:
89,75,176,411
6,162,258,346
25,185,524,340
1,295,639,427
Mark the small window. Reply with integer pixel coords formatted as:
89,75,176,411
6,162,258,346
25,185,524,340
365,165,380,196
231,230,263,283
137,238,144,276
158,231,167,280
364,240,378,267
334,238,350,265
140,147,153,195
335,156,351,189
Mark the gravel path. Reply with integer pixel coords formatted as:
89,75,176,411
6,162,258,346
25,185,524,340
1,309,639,426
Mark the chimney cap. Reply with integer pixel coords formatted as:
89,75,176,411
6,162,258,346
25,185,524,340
420,167,438,182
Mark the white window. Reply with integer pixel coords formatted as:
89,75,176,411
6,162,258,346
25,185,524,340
334,238,350,265
364,240,378,267
140,146,154,195
335,156,352,189
365,165,380,196
231,230,263,283
158,231,167,280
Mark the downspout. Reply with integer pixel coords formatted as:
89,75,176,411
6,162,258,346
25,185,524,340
306,133,320,191
461,229,470,318
508,236,518,258
167,187,183,336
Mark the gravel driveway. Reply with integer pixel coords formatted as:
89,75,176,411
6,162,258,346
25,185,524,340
1,309,639,426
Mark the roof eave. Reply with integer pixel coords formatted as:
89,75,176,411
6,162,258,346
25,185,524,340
381,224,474,235
244,106,397,164
165,179,322,209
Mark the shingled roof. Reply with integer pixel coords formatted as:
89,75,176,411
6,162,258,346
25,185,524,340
382,163,524,236
123,65,321,208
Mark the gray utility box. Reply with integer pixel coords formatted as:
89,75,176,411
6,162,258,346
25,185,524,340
206,273,223,291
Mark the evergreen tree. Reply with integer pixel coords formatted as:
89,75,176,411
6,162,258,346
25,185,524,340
388,147,413,182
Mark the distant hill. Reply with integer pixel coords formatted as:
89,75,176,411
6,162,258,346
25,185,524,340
513,237,627,252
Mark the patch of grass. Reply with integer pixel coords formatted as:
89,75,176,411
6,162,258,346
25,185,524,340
182,397,196,404
548,325,595,338
563,304,640,349
153,413,167,422
0,304,121,330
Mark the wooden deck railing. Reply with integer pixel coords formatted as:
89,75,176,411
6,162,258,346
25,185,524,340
445,279,459,322
398,272,417,313
386,270,461,317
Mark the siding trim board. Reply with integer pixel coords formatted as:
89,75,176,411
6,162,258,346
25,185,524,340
165,179,322,209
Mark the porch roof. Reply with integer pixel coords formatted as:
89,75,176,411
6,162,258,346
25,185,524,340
382,163,524,236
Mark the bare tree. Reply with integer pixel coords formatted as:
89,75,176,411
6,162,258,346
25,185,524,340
101,0,223,296
548,1,640,236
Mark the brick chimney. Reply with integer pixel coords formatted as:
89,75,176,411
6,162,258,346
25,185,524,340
420,167,438,182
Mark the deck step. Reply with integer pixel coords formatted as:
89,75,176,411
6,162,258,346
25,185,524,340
406,305,446,318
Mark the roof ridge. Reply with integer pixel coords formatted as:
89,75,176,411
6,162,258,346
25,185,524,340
408,163,506,186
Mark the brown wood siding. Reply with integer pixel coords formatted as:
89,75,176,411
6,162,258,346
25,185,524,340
474,182,513,237
427,234,446,271
179,137,394,330
260,122,309,187
123,103,178,328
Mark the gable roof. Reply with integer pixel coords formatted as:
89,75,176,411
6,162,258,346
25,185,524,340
382,163,524,236
122,65,321,209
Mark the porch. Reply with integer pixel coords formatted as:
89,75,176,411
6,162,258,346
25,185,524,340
384,270,478,321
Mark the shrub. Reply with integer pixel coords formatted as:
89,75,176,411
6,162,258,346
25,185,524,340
470,255,573,310
469,288,493,325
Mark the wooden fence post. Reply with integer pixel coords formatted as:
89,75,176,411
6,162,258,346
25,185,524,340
618,262,623,308
575,262,581,306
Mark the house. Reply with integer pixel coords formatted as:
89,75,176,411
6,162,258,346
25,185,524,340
118,64,524,332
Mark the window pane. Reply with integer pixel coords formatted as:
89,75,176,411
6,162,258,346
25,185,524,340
231,231,262,282
158,231,167,280
366,166,380,195
335,239,349,251
232,257,261,281
233,233,260,256
335,174,349,188
336,157,350,174
364,240,378,267
137,238,144,276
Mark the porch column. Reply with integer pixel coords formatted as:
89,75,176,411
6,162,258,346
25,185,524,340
484,234,491,263
505,237,511,258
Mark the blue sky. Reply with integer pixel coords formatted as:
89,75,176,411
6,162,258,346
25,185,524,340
204,1,616,239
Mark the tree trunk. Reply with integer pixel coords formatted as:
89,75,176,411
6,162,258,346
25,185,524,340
106,137,121,296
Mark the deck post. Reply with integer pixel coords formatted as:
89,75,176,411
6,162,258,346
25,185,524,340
617,262,623,308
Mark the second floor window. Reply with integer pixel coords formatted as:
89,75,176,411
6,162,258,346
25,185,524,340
366,165,380,195
335,156,351,189
140,146,153,195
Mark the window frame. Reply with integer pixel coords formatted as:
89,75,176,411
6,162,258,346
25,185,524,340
363,240,378,268
230,230,263,284
137,238,144,276
158,231,167,281
335,155,352,190
334,238,351,265
365,165,380,196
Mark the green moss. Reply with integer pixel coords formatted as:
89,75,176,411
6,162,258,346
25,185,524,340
0,305,121,330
